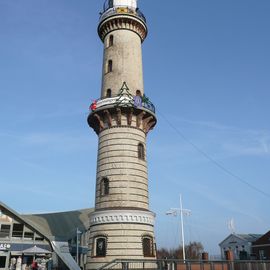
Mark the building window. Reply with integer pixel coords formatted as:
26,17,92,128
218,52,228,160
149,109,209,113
95,236,107,257
107,60,113,73
259,250,265,260
24,232,34,240
0,256,6,268
35,234,44,241
108,35,114,47
12,224,23,238
142,236,154,257
106,89,112,98
100,178,109,196
138,143,145,160
0,224,10,238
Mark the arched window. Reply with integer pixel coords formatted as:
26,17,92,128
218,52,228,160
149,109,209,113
106,89,112,98
107,60,113,73
94,236,107,257
100,178,109,196
108,35,114,47
142,236,154,257
138,143,145,160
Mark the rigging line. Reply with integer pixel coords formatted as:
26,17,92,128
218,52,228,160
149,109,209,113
158,111,270,199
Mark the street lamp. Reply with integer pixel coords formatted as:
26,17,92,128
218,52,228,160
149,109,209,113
76,228,82,264
166,194,191,261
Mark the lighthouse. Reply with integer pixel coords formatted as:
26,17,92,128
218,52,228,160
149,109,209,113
87,0,157,268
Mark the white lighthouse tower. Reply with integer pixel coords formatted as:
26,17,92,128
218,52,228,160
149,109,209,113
87,0,157,269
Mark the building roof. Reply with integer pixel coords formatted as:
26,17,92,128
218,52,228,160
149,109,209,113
219,233,263,246
0,201,50,242
22,208,94,241
237,234,263,242
252,231,270,245
0,201,90,270
1,201,93,241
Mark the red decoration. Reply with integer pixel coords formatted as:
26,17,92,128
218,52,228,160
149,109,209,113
90,100,97,111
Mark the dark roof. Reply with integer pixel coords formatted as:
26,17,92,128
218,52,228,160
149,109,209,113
23,208,93,241
252,231,270,245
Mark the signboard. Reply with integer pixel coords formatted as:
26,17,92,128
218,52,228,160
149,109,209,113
0,243,11,251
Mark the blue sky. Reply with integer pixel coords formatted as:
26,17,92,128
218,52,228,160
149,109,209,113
0,0,270,255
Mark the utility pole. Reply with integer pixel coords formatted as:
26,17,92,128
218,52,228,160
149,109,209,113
166,194,191,261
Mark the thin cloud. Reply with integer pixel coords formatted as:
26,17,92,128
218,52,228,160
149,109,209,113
160,116,270,158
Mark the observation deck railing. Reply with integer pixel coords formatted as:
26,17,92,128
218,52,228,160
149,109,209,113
99,6,146,23
89,96,155,114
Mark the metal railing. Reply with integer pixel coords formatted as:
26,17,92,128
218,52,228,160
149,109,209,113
99,6,146,23
89,96,156,114
98,259,270,270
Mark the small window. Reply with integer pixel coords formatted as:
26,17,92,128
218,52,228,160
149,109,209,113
35,234,44,241
106,89,112,98
108,35,114,47
12,224,23,238
24,232,34,240
107,60,113,73
259,250,265,260
0,224,10,238
101,178,109,196
138,143,145,160
142,236,154,257
95,237,107,257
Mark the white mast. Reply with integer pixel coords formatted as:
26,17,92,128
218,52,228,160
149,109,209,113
166,194,191,261
180,194,186,261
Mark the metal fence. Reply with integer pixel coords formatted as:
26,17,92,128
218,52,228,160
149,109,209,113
98,259,270,270
99,6,146,23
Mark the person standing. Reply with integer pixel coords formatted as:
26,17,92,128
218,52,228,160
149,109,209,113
15,256,22,270
9,257,16,270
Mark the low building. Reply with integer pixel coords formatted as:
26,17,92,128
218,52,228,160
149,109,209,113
219,233,262,260
0,201,93,270
252,231,270,260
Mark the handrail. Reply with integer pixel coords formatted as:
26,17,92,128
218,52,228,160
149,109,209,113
99,6,146,23
89,96,156,114
97,258,270,270
97,259,118,270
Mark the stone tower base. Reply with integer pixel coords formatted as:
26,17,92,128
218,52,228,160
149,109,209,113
86,209,156,270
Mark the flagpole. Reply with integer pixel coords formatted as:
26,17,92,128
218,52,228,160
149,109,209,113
180,194,185,261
